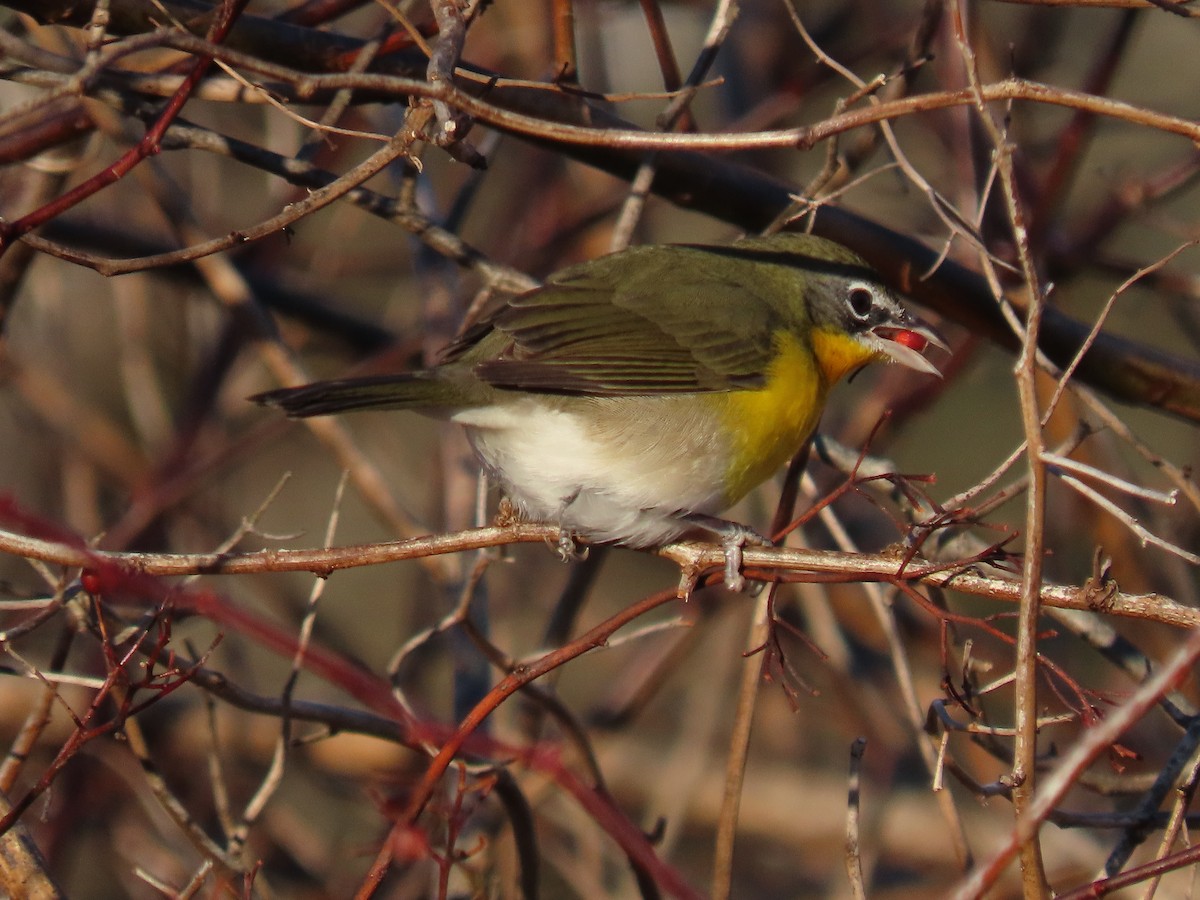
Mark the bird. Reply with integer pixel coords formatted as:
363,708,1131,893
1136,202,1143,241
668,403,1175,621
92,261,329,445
255,231,945,590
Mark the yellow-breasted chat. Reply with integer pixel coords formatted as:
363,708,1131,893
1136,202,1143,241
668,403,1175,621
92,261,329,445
255,231,945,589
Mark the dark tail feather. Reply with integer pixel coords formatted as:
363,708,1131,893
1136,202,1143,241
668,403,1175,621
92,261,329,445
252,372,457,417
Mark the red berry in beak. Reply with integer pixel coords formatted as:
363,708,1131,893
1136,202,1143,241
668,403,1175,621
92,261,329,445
890,329,928,352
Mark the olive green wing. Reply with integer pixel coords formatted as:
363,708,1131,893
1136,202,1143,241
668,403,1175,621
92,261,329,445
442,256,783,396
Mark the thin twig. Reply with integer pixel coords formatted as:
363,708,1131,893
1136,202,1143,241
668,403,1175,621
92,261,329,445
845,737,869,900
1057,474,1200,566
711,586,771,900
951,628,1200,899
0,0,253,255
949,1,1053,892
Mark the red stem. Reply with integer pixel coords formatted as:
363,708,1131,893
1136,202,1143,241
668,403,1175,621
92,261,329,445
0,0,251,255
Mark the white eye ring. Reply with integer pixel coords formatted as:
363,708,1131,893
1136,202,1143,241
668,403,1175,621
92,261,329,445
847,282,876,319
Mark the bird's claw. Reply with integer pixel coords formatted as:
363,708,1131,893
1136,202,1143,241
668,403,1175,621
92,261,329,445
554,529,589,562
718,524,770,592
722,537,746,592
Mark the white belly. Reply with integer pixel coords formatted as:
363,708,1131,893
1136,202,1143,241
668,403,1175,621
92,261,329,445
452,396,732,547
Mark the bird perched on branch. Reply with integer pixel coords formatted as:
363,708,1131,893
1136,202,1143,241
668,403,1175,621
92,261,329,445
255,231,945,589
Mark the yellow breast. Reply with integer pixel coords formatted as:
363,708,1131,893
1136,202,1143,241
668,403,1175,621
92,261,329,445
714,332,824,506
714,327,878,507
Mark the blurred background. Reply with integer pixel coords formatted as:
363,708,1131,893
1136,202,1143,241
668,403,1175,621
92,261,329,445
1,0,1200,896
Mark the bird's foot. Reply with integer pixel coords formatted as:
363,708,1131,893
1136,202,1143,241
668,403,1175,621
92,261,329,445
719,527,770,592
681,514,770,591
552,528,589,563
547,491,590,562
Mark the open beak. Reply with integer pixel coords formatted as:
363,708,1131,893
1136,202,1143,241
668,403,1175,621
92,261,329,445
865,320,949,377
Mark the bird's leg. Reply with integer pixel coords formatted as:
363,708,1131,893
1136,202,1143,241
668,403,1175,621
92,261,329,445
552,490,589,562
680,514,771,591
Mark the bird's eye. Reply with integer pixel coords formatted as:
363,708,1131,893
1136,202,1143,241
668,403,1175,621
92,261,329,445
847,283,875,318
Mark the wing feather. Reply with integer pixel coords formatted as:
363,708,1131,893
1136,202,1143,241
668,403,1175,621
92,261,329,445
450,250,784,396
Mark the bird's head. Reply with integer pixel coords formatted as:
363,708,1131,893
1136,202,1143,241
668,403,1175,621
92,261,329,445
746,232,947,385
